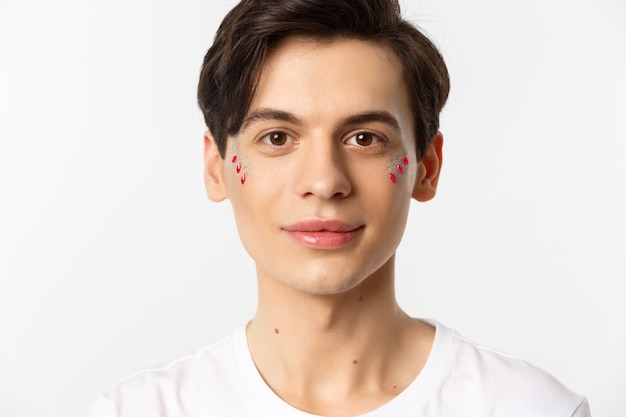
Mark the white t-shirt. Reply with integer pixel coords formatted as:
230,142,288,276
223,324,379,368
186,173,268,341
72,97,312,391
86,321,590,417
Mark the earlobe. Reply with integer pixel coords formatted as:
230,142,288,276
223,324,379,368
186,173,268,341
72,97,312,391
412,132,443,202
203,131,228,202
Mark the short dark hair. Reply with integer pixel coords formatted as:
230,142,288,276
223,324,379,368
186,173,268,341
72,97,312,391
197,0,450,160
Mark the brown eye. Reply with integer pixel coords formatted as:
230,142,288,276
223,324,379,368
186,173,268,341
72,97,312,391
349,132,380,147
263,131,289,145
356,132,373,146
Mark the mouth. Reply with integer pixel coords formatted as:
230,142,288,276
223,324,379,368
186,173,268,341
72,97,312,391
282,220,364,249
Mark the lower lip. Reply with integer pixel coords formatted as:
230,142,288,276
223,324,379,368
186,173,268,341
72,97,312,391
284,227,363,249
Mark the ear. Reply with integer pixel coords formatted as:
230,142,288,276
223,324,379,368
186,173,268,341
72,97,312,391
412,131,443,202
203,130,228,202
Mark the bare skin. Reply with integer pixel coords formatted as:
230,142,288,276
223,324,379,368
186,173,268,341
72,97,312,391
248,259,435,416
204,37,443,416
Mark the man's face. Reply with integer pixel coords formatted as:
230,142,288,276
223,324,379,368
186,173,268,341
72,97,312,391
207,37,436,296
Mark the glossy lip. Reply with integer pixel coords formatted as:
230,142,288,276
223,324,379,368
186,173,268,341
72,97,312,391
282,219,364,249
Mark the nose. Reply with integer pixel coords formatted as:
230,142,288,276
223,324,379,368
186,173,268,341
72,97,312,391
294,138,352,200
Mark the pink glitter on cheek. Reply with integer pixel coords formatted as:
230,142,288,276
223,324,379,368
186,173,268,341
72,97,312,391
232,153,247,185
389,155,408,184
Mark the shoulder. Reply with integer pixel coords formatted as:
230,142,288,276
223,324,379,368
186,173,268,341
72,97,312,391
88,329,243,417
433,322,590,416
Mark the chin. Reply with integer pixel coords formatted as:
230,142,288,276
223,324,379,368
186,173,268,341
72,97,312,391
283,273,367,297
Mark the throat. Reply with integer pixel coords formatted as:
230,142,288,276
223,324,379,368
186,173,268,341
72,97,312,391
246,310,435,416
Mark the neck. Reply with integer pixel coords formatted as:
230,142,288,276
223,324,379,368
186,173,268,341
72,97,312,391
246,256,435,416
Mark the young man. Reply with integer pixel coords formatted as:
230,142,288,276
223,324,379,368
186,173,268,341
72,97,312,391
87,0,590,415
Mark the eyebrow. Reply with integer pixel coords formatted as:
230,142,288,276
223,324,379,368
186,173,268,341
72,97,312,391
241,108,304,131
241,108,402,133
341,111,401,132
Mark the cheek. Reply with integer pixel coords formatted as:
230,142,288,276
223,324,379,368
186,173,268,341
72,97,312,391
227,154,285,214
387,154,411,184
227,146,284,189
228,162,289,261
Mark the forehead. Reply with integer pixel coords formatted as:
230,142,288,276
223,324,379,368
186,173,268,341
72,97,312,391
248,36,412,129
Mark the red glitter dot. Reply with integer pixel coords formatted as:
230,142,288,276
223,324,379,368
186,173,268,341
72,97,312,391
390,173,396,183
397,164,404,174
232,155,237,163
402,156,409,165
240,174,246,184
236,163,241,173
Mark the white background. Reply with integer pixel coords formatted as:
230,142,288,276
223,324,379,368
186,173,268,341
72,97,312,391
1,0,624,416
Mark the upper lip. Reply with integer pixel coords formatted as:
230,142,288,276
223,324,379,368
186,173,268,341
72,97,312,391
282,219,363,233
